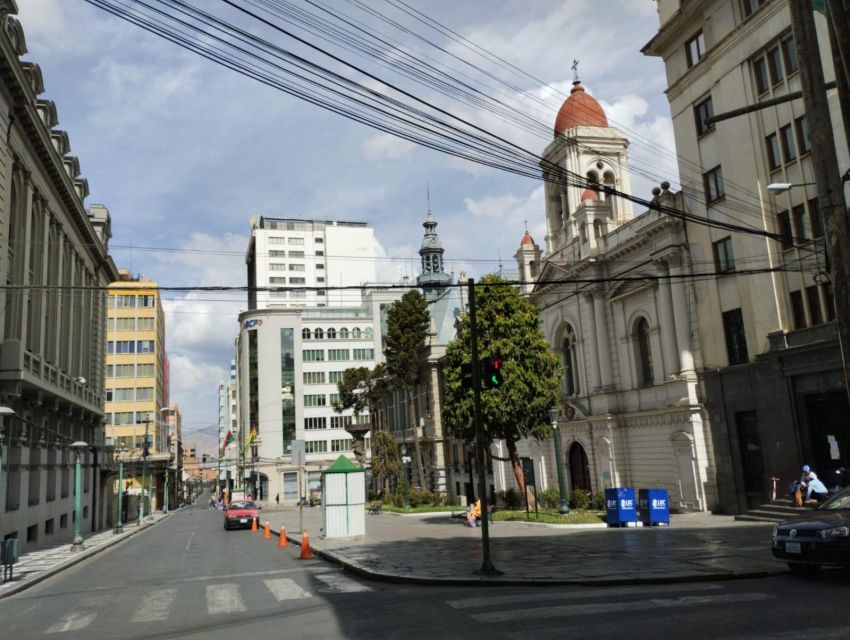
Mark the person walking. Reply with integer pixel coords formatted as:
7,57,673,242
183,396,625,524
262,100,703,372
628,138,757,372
275,493,280,506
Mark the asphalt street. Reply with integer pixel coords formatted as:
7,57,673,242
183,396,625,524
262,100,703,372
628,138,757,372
1,498,850,640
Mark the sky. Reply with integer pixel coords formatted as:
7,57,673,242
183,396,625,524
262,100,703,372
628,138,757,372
16,0,677,454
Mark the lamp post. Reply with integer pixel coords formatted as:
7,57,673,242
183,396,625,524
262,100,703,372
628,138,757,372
114,447,126,534
161,407,171,514
0,406,12,504
70,441,88,552
548,407,570,515
400,444,411,509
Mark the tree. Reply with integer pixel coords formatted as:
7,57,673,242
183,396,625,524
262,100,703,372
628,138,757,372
370,430,401,495
384,290,430,489
333,364,387,466
443,275,562,508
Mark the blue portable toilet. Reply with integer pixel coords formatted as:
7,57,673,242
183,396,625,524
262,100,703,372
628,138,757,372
639,489,670,526
604,487,637,527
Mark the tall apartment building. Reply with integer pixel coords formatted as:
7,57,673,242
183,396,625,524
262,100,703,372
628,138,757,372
217,359,238,497
0,5,119,552
643,0,850,510
162,404,182,508
105,270,170,513
245,216,377,310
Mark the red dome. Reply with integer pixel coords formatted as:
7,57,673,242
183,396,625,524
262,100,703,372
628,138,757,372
520,231,536,246
580,188,599,202
554,81,608,136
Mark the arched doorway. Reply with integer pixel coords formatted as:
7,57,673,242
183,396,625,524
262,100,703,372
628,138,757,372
568,442,592,493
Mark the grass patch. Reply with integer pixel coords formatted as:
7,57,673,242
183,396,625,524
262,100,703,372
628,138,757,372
380,504,455,514
492,509,605,525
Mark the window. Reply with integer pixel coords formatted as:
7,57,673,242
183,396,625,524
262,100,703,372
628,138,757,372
777,210,793,247
722,308,749,365
352,327,362,339
328,349,349,361
136,387,154,401
304,394,327,407
562,324,580,396
137,340,155,353
137,317,155,331
703,166,725,203
269,263,286,271
289,237,305,246
329,393,340,405
114,295,136,308
339,328,349,339
753,56,769,94
327,328,337,339
767,46,784,85
790,290,806,329
779,124,796,163
289,277,306,285
305,440,327,453
112,411,134,425
694,96,714,136
137,364,154,377
113,317,135,331
317,291,326,297
634,318,654,387
112,387,134,402
792,204,807,242
270,277,287,284
315,328,324,339
782,35,799,74
331,439,352,452
353,348,374,360
109,340,135,354
314,237,323,244
806,286,823,326
765,133,781,170
317,277,325,283
110,364,135,378
713,237,735,273
742,0,766,17
268,237,286,244
288,251,305,258
305,417,327,430
808,197,823,237
795,116,811,155
303,371,325,384
317,264,324,270
302,328,311,340
330,415,352,429
303,349,325,362
685,31,706,68
289,264,305,272
316,250,324,256
328,371,344,384
269,250,286,257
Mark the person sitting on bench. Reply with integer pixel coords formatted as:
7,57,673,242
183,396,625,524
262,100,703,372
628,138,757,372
466,498,481,527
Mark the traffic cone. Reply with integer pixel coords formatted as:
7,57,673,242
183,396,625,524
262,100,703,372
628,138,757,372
250,517,258,532
299,529,314,560
277,526,287,547
263,522,271,540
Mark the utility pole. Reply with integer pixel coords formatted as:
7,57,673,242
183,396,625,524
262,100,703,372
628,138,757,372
790,1,850,405
826,0,850,151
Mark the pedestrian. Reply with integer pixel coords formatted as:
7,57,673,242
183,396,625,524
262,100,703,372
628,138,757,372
275,493,280,506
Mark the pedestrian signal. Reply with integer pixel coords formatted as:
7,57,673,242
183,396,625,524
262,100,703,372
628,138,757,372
461,363,474,390
482,356,504,389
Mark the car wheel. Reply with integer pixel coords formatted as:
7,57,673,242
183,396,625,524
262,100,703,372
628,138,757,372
788,563,820,574
224,521,229,531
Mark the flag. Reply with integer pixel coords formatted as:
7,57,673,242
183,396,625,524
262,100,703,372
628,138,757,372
220,430,234,457
242,429,257,455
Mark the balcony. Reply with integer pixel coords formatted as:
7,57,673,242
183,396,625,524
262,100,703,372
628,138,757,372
768,322,837,351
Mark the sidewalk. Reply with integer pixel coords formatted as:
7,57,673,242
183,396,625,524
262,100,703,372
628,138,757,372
257,507,784,586
0,512,170,599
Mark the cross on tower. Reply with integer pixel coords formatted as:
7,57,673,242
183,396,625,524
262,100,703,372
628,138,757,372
571,59,580,83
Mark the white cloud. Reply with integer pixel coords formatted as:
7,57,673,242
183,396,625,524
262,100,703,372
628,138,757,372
363,133,416,160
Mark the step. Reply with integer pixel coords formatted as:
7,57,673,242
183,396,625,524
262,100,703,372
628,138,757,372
734,514,787,523
749,504,808,515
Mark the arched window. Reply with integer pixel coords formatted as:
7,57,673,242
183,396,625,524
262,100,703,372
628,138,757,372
327,328,337,340
314,328,324,340
586,170,599,185
352,328,362,339
302,328,311,340
603,171,617,216
634,317,654,387
339,327,349,339
593,220,604,238
364,327,373,339
562,324,580,397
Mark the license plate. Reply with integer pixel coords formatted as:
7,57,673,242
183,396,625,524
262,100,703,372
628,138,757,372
239,518,247,524
785,541,801,554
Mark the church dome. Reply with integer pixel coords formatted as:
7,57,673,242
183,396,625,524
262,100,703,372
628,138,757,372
580,188,599,202
554,81,608,137
520,231,536,246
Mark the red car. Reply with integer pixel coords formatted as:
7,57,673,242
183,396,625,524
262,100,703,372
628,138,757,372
224,500,259,530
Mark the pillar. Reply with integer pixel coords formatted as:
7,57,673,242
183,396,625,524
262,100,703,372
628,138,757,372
593,290,613,388
655,259,680,377
668,255,695,374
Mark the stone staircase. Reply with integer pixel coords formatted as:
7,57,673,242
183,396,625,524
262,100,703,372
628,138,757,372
733,499,811,523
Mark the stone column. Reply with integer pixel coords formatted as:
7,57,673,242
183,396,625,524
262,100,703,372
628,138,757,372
668,254,695,374
654,259,680,377
593,290,613,388
583,292,602,390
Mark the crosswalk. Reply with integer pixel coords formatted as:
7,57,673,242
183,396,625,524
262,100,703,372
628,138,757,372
41,570,372,635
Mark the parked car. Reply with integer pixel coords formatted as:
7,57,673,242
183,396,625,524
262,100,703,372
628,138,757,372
224,500,259,530
771,486,850,573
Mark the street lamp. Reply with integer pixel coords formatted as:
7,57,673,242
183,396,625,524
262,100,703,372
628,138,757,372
114,446,126,534
547,407,570,515
766,181,817,194
161,407,171,514
70,440,89,552
400,444,411,509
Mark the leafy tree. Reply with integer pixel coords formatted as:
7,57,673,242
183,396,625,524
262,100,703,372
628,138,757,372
384,290,430,488
443,275,562,507
333,364,387,466
370,430,401,495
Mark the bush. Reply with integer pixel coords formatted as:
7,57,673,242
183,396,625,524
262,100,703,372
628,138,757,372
591,491,606,511
537,488,561,510
570,490,590,510
496,488,521,509
382,488,446,508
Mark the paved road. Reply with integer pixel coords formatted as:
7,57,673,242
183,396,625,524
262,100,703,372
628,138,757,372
2,499,849,639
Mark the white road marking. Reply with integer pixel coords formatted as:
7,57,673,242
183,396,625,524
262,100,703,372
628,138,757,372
46,612,97,633
170,567,331,584
446,582,723,610
131,588,177,622
314,573,372,593
471,592,775,623
184,531,195,551
264,578,312,601
206,583,247,614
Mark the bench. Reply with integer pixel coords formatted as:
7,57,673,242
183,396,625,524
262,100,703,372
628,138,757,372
367,502,383,515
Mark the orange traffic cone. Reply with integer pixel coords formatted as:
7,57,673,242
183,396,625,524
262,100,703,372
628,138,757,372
263,521,271,540
250,517,258,532
277,526,287,547
299,529,314,560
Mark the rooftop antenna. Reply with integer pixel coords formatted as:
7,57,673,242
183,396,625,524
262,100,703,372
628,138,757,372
498,249,503,276
571,59,580,83
524,218,529,233
426,182,431,213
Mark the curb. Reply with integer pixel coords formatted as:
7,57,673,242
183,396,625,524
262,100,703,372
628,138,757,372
267,526,787,588
0,513,172,600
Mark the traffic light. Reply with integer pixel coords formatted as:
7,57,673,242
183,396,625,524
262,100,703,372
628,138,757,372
482,356,504,389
